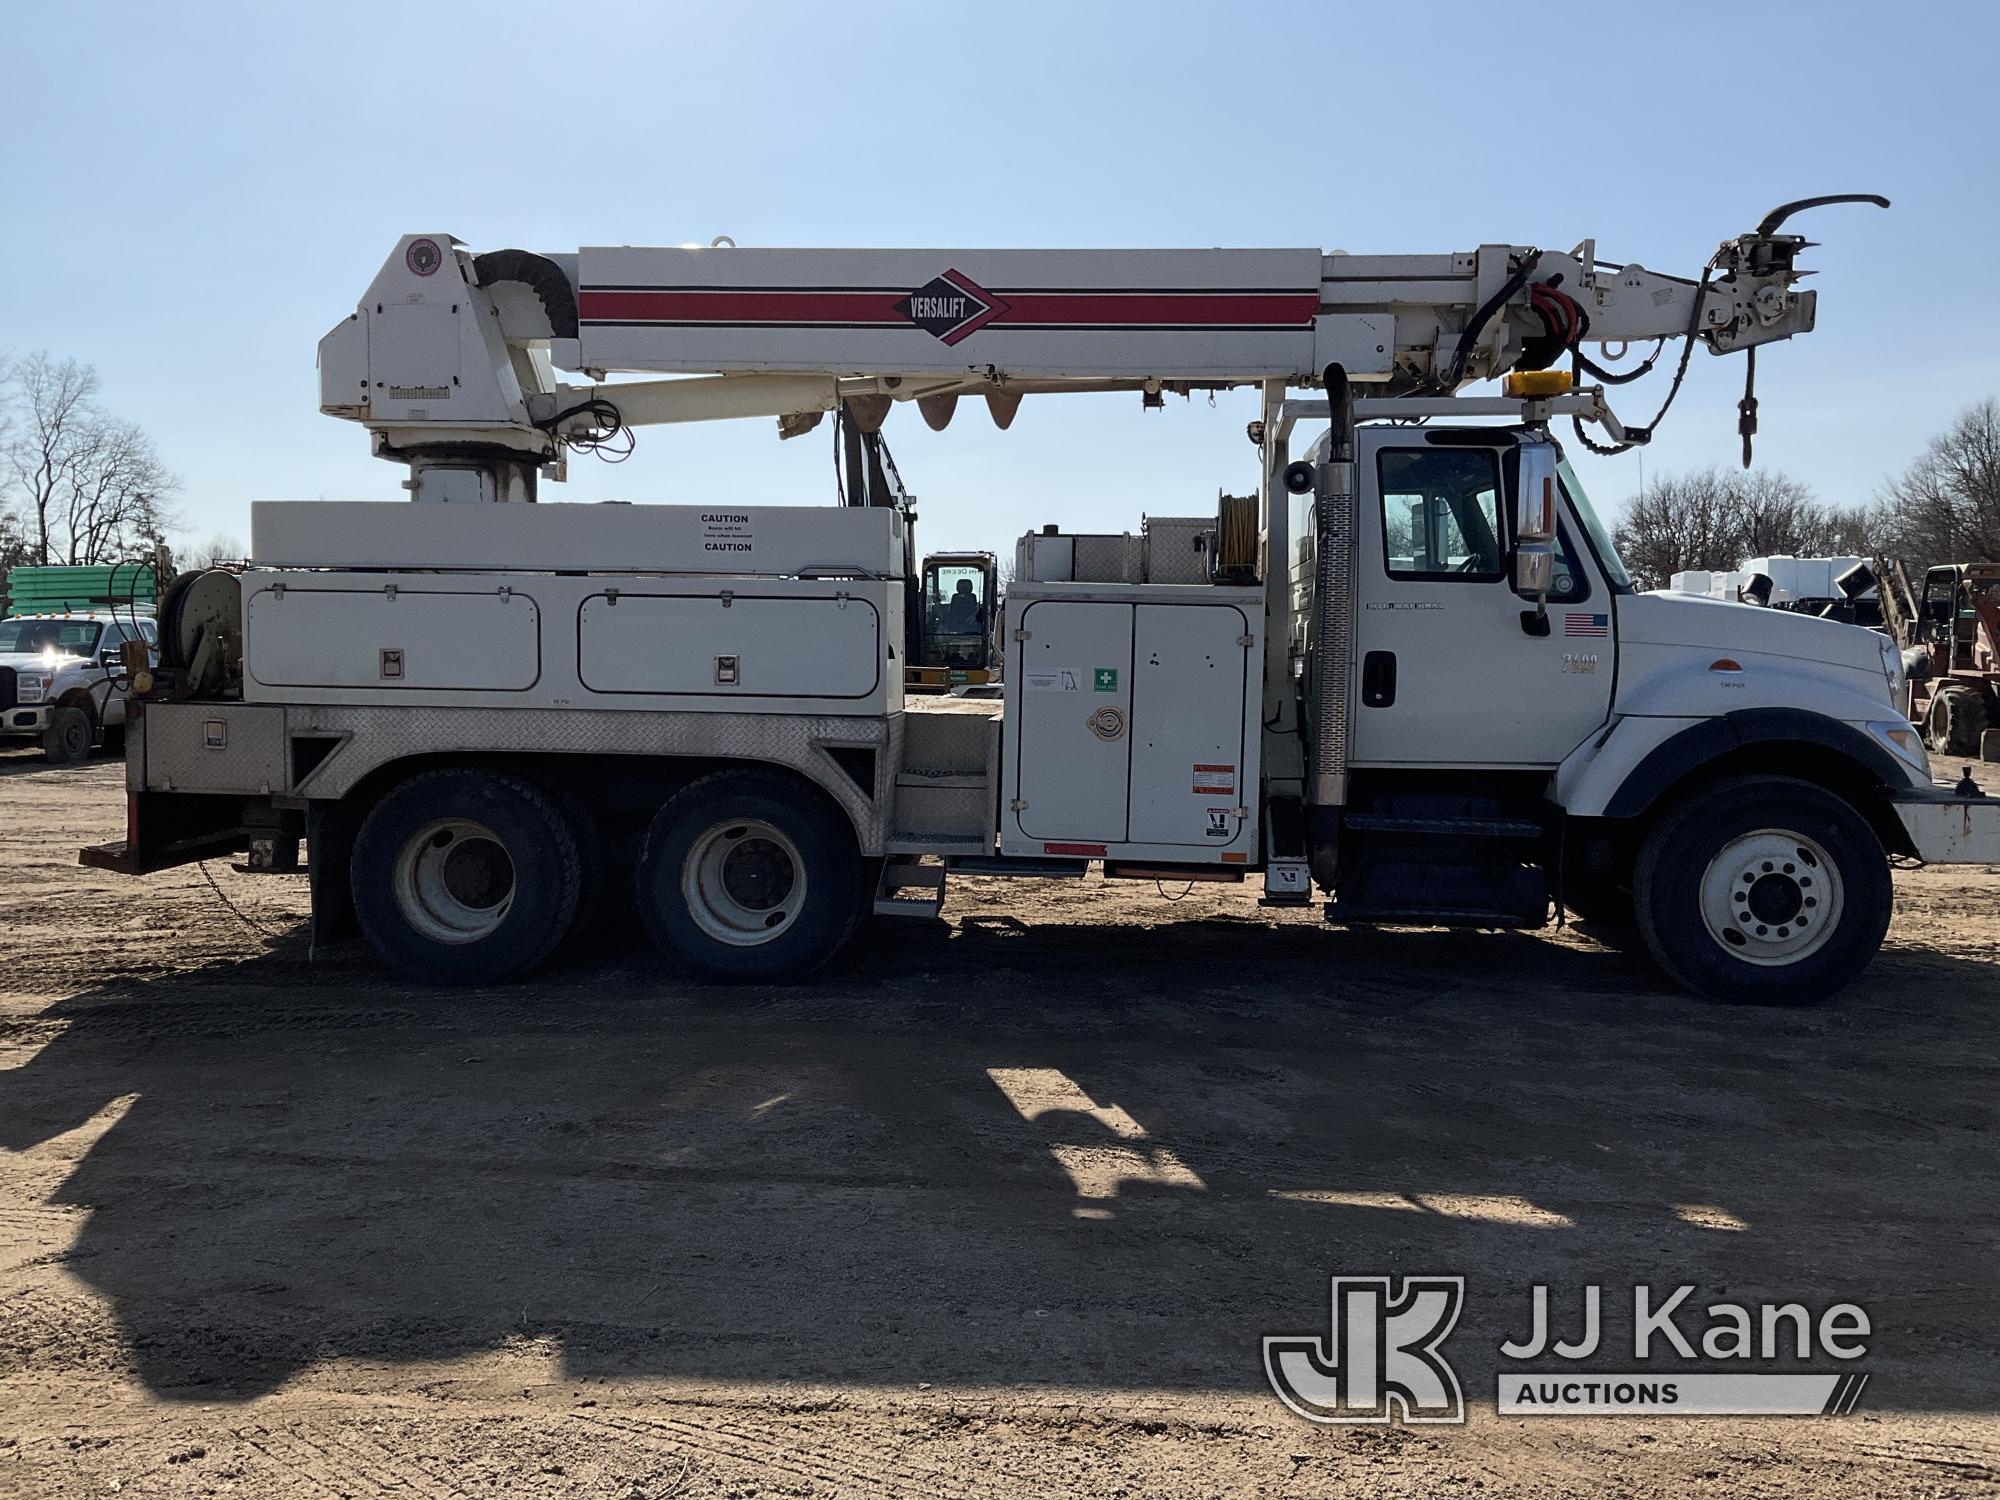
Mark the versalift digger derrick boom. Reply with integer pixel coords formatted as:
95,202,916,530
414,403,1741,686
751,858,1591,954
316,194,1886,503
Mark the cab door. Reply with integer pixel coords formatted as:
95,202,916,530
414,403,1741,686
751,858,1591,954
1348,434,1614,767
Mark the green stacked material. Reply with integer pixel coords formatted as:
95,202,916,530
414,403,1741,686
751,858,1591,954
3,564,159,616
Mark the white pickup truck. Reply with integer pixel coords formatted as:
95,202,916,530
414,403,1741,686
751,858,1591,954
0,612,159,764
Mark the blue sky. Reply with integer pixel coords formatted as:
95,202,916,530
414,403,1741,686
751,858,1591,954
3,1,1994,560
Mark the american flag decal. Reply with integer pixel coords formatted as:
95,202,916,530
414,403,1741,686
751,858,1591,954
1564,612,1610,638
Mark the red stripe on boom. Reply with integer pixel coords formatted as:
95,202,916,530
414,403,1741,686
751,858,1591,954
578,288,1320,328
579,289,907,324
999,292,1317,326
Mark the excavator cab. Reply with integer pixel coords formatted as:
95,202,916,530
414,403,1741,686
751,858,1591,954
910,551,998,693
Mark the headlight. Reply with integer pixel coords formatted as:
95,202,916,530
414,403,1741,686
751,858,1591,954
1867,719,1931,781
17,673,49,702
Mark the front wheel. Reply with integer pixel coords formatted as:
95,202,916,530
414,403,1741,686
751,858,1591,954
1632,775,1892,1006
42,706,92,765
634,770,861,981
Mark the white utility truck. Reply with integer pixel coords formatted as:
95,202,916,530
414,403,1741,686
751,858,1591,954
83,195,2000,1003
1,611,158,763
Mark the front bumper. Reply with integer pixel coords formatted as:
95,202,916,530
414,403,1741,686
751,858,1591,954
1893,790,2000,863
0,704,49,737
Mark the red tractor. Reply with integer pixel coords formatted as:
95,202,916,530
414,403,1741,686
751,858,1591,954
1898,562,2000,756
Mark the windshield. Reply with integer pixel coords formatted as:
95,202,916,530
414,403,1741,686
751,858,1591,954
0,619,101,657
925,563,988,637
1558,457,1634,593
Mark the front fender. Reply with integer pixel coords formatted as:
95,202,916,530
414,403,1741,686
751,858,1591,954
1614,647,1896,723
1558,708,1917,820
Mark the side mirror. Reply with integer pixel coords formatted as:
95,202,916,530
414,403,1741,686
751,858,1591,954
1514,443,1560,636
1515,543,1555,596
1515,442,1559,543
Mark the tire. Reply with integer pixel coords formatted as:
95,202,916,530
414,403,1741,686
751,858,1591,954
42,706,93,765
633,769,860,981
350,768,581,985
1632,775,1892,1006
1925,682,1988,758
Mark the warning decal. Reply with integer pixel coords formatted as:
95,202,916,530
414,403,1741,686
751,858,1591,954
700,511,754,554
1025,666,1086,692
1192,762,1236,795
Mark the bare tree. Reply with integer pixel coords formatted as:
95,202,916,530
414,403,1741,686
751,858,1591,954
0,508,29,574
1868,398,2000,577
57,417,176,565
188,533,246,567
1612,466,1872,589
1612,469,1742,590
0,352,181,566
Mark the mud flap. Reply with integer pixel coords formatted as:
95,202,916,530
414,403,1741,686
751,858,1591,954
306,802,360,945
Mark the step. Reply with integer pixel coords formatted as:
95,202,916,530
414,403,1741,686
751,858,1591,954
1340,814,1544,839
895,771,989,790
1324,902,1546,930
873,856,946,920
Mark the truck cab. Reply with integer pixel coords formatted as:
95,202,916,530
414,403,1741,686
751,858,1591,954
1272,420,1938,1001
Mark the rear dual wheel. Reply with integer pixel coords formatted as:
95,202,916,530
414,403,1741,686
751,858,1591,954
352,769,581,985
633,770,862,981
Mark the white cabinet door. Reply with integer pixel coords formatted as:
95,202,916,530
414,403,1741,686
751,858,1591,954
245,585,541,691
1127,603,1253,848
577,592,881,699
1011,601,1132,844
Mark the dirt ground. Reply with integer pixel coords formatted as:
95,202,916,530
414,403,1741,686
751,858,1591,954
1,751,1997,1497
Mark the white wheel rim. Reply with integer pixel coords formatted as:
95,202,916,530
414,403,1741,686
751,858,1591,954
681,818,807,947
1698,828,1843,967
392,817,516,944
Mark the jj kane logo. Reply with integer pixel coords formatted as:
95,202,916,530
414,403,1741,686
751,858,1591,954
1264,1276,1467,1424
894,269,1009,346
1265,1279,1873,1424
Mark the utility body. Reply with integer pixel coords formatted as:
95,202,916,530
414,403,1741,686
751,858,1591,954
83,198,2000,1001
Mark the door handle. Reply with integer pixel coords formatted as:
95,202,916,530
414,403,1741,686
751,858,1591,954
1361,650,1397,708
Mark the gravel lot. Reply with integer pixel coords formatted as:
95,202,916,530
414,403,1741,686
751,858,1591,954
1,751,1996,1496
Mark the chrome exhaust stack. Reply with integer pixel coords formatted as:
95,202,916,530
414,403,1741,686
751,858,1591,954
1305,366,1356,888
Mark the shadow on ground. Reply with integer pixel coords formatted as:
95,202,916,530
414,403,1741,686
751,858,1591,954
3,904,1995,1410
